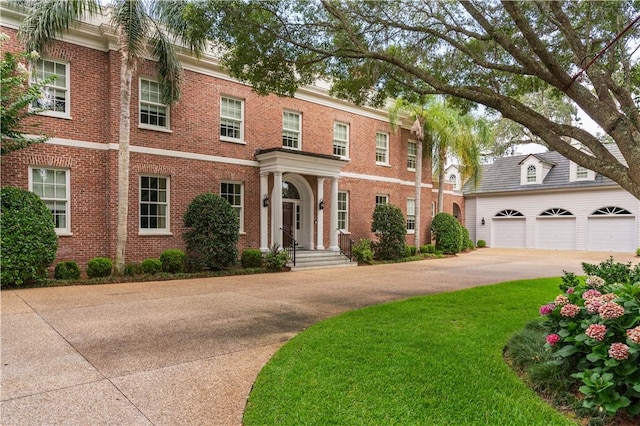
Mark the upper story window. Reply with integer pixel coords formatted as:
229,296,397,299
283,111,301,149
406,198,416,232
30,167,71,235
407,141,416,171
526,165,537,183
575,165,588,180
338,191,349,231
333,122,349,158
375,194,388,205
139,79,169,130
376,132,389,165
31,59,70,118
431,201,436,217
449,173,458,190
220,96,244,143
140,175,169,233
220,182,244,232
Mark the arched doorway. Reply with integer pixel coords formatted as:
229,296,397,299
271,174,314,249
453,203,462,221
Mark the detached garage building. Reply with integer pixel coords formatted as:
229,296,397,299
463,149,640,252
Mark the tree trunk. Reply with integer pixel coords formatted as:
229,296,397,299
114,58,133,274
437,146,446,213
414,136,423,248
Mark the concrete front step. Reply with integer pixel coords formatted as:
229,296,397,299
288,250,357,271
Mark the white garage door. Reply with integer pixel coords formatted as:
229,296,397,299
535,209,576,250
492,218,526,248
587,217,636,252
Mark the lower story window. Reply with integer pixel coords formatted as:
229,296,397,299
220,181,244,232
140,175,169,232
407,198,416,231
376,194,388,206
30,167,70,233
338,191,348,231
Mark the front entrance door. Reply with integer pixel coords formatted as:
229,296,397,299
282,202,294,247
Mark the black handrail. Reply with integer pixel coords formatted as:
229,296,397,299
337,229,354,261
279,228,297,266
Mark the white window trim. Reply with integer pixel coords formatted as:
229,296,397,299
30,58,71,119
333,122,350,159
569,162,595,182
139,77,171,132
338,190,349,232
29,166,72,236
375,194,389,205
407,140,417,171
220,181,245,233
376,132,389,165
139,175,171,235
220,96,245,144
406,198,416,234
283,110,302,150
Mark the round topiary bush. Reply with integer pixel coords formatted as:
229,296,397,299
371,203,406,260
160,249,186,273
477,240,487,248
183,193,239,271
1,186,58,287
241,248,263,268
86,257,113,278
141,258,162,274
430,212,463,254
54,261,81,280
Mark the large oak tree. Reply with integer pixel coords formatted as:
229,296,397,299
194,0,640,199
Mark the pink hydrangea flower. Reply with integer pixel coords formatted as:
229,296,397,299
586,324,607,341
600,293,618,302
608,343,630,361
566,288,575,294
539,304,555,315
627,326,640,345
546,334,560,346
560,304,581,318
586,299,603,314
586,276,605,288
554,295,570,306
599,302,625,320
582,289,602,300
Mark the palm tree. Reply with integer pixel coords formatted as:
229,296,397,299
19,0,207,273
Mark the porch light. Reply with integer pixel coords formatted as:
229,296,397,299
481,217,485,226
319,199,324,210
263,195,269,208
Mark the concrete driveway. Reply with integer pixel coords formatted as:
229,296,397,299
2,248,638,425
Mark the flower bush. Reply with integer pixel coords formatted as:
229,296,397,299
539,260,640,418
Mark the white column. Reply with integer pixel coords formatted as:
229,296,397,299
329,177,339,251
260,172,269,252
316,177,325,250
273,171,283,247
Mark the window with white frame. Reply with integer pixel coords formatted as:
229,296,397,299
449,173,458,190
220,96,243,142
375,194,388,206
140,176,169,232
30,167,70,233
407,141,416,170
576,165,588,180
526,165,537,183
376,132,389,164
283,111,301,149
407,198,416,232
431,201,436,217
31,59,69,117
139,79,169,129
338,191,349,231
333,122,349,157
220,181,244,232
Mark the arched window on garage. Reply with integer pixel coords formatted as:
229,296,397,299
591,206,632,216
539,208,573,217
495,209,524,218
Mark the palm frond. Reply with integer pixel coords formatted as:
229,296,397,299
151,28,182,104
19,0,102,54
110,0,149,67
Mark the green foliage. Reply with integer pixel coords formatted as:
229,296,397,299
159,249,186,273
0,186,58,286
124,262,142,276
461,226,474,251
636,248,640,257
420,244,435,254
241,248,263,269
430,213,462,254
405,245,417,257
141,258,162,274
581,257,640,286
54,261,80,280
183,193,239,271
86,257,112,278
352,239,374,265
1,38,51,155
477,240,486,248
371,203,406,260
263,244,289,271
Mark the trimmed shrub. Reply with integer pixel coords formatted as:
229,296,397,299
264,244,289,271
477,239,486,248
124,262,142,276
353,239,374,265
54,261,81,280
183,193,239,271
461,227,474,251
241,249,263,268
141,258,162,274
405,245,417,257
86,257,112,278
160,249,186,273
1,186,58,287
371,203,406,260
430,213,462,254
420,244,435,254
637,248,640,257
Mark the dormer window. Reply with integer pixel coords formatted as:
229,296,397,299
526,165,537,183
569,161,595,182
449,173,458,190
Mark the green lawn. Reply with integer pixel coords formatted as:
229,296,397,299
244,278,578,426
